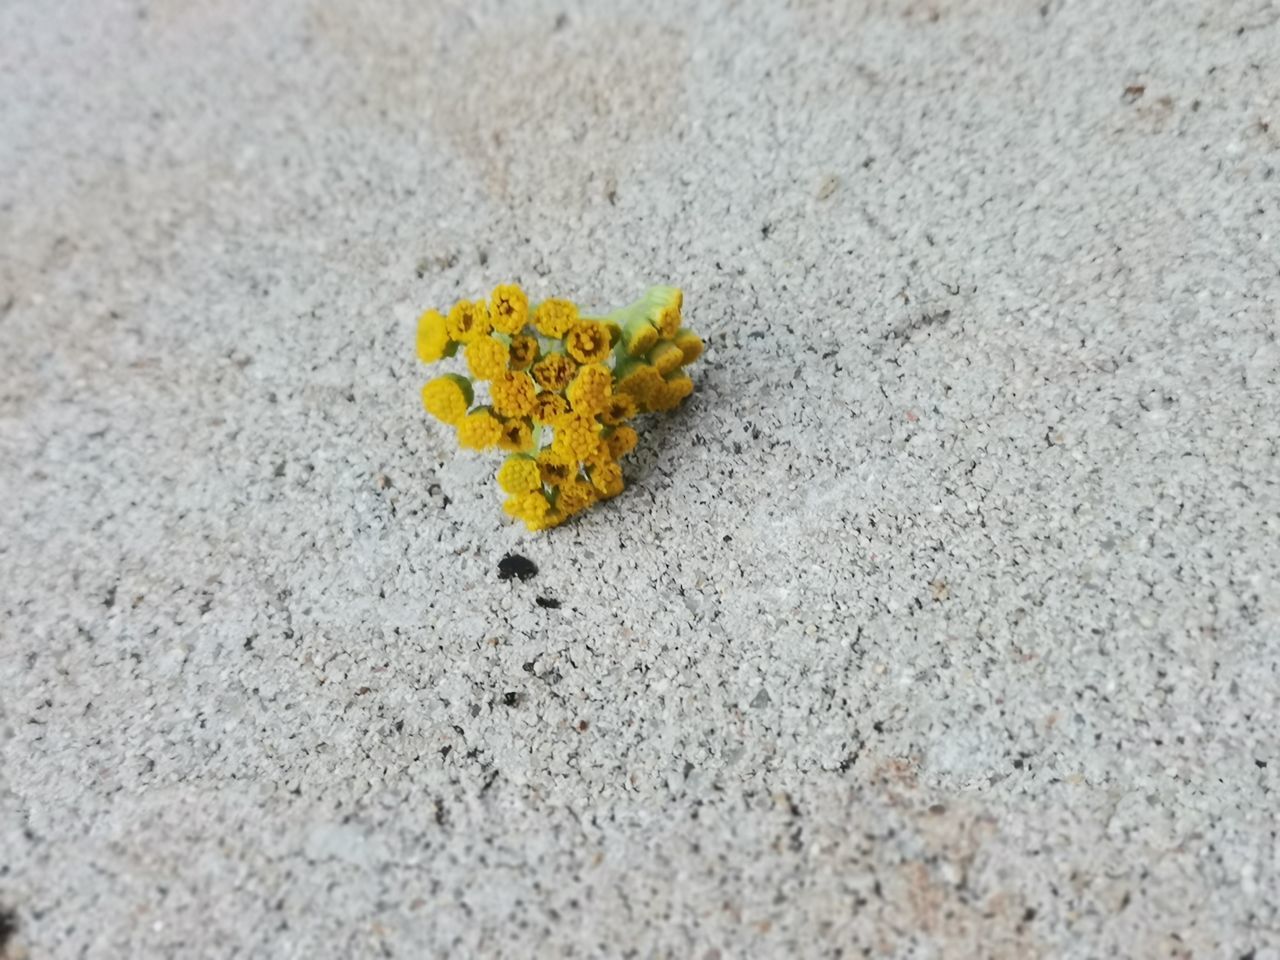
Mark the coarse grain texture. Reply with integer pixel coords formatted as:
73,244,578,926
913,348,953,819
2,0,1279,957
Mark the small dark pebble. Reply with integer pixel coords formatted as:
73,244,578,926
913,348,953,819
502,692,520,707
536,596,561,609
0,906,16,952
498,554,538,581
1023,907,1037,923
1256,759,1268,768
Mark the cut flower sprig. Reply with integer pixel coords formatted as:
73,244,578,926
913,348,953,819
416,284,702,530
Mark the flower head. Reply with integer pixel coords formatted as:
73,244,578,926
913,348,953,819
490,372,537,418
565,320,612,364
649,373,694,412
614,360,665,409
465,335,510,381
489,284,529,335
655,302,681,338
533,299,578,338
555,478,598,517
421,374,473,424
446,300,492,343
526,509,564,532
503,490,553,528
456,408,503,450
508,335,540,370
621,317,659,358
416,309,452,363
606,424,639,459
414,283,701,531
565,363,613,416
588,458,624,497
674,328,704,365
551,411,603,463
497,455,542,495
531,352,576,393
601,394,638,425
647,286,683,338
537,449,574,486
532,390,569,423
648,341,685,376
497,417,534,452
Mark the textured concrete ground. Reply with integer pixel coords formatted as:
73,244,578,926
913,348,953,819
2,0,1279,956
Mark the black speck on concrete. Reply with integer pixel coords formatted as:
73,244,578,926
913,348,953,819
535,596,560,609
0,906,17,953
498,554,538,581
502,692,520,707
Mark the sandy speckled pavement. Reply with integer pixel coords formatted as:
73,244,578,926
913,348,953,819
2,0,1278,956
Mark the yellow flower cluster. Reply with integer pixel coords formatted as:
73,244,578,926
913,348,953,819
415,284,702,530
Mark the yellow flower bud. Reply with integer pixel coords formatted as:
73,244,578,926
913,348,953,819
489,284,528,335
421,374,473,424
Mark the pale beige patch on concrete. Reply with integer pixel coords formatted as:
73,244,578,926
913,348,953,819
306,5,688,213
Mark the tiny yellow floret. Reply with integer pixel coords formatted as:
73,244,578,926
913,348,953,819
416,309,451,363
504,490,553,528
422,374,473,425
490,284,529,335
446,300,492,343
551,412,603,463
650,287,683,338
497,455,542,495
565,321,612,364
601,394,638,425
497,417,534,452
606,425,639,459
565,364,613,416
655,303,681,339
589,458,624,497
532,353,577,393
533,299,578,338
556,478,598,517
490,372,538,418
614,362,665,409
622,318,659,357
674,328,704,365
648,341,685,376
456,409,503,450
649,374,694,411
532,391,570,423
537,449,574,486
508,335,540,370
466,336,510,381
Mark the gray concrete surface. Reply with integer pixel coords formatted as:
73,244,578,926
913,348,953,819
2,0,1279,956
